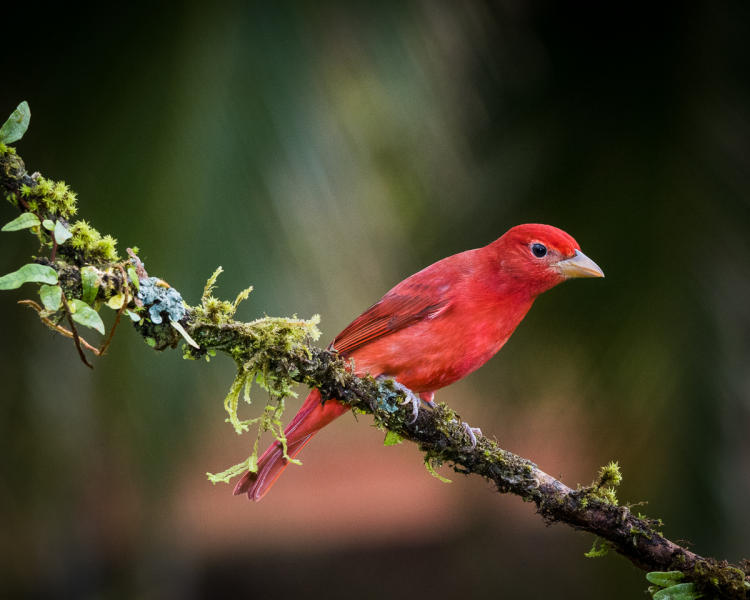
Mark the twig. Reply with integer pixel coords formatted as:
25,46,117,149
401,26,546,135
18,300,101,355
59,293,94,369
97,264,129,355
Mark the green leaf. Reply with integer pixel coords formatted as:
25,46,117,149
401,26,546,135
80,266,99,305
106,293,125,309
53,221,72,244
69,299,105,334
42,219,54,230
0,263,58,290
2,212,40,232
127,266,140,292
652,582,701,600
126,309,141,322
39,284,62,311
647,572,686,588
0,101,31,144
384,431,404,446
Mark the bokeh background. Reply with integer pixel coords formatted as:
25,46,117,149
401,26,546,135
1,2,749,598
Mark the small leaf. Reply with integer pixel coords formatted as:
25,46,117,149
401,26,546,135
42,219,54,230
39,284,62,311
652,582,701,600
0,101,31,144
53,221,73,244
69,299,105,334
126,309,141,322
0,263,58,290
127,266,140,292
647,572,686,587
2,212,40,232
384,431,404,446
170,320,199,349
107,293,125,309
80,266,99,305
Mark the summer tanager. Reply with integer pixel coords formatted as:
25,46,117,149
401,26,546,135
235,223,603,500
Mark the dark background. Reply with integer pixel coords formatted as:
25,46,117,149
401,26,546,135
1,2,748,598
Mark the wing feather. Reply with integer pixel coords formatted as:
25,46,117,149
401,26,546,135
332,291,449,356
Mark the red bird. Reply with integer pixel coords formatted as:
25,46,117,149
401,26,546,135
235,223,604,501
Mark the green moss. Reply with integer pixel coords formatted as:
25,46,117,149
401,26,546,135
629,526,651,547
22,176,78,220
584,538,609,558
66,220,120,262
192,267,322,486
584,461,622,506
191,266,254,326
598,461,622,487
1,165,118,263
69,220,98,248
690,560,749,598
0,158,122,264
94,234,118,261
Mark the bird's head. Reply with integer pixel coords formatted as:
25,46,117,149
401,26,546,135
491,223,604,296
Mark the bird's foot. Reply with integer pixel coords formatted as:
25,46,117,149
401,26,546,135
377,377,420,423
461,421,483,450
396,383,421,424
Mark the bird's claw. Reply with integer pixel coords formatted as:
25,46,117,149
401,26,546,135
461,422,483,449
396,384,420,424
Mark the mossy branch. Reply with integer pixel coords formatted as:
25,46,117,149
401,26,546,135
2,138,749,599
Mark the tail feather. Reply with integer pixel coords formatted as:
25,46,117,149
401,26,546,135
233,389,348,501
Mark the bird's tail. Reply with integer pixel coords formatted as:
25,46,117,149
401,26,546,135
233,388,348,501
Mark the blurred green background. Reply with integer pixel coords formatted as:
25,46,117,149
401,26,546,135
1,2,748,598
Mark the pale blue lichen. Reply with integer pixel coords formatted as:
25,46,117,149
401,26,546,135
375,380,403,413
137,277,186,324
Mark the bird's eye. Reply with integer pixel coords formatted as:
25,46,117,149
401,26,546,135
530,243,547,258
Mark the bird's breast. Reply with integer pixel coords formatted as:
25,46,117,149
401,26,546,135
350,295,534,393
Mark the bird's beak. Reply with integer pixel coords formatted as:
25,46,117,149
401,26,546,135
556,249,605,279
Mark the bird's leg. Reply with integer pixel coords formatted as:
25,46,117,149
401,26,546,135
419,391,436,408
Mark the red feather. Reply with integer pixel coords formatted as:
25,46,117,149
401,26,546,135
333,293,449,356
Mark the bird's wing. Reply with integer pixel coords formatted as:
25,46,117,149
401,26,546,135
331,289,450,356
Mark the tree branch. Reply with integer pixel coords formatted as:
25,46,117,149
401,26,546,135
1,141,748,599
